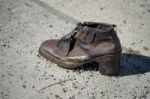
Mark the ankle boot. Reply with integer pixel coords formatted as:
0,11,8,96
39,22,122,76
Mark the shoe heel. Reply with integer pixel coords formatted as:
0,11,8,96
97,53,121,76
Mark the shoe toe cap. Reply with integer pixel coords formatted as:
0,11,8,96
39,39,58,55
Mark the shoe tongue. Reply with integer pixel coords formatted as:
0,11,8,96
58,31,78,56
58,38,72,56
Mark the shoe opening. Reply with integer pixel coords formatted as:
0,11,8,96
82,22,116,31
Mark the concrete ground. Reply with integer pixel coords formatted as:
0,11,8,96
0,0,150,99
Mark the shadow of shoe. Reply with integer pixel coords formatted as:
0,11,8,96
80,53,150,76
120,53,150,76
82,61,99,71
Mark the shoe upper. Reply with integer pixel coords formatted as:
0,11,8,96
39,22,122,62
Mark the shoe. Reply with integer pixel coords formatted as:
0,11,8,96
39,22,122,76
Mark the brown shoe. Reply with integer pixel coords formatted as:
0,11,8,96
39,22,122,76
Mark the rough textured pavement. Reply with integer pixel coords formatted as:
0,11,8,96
0,0,150,99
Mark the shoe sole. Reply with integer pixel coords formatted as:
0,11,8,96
39,48,121,76
39,48,88,68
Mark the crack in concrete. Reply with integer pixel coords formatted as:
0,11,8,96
30,0,79,24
